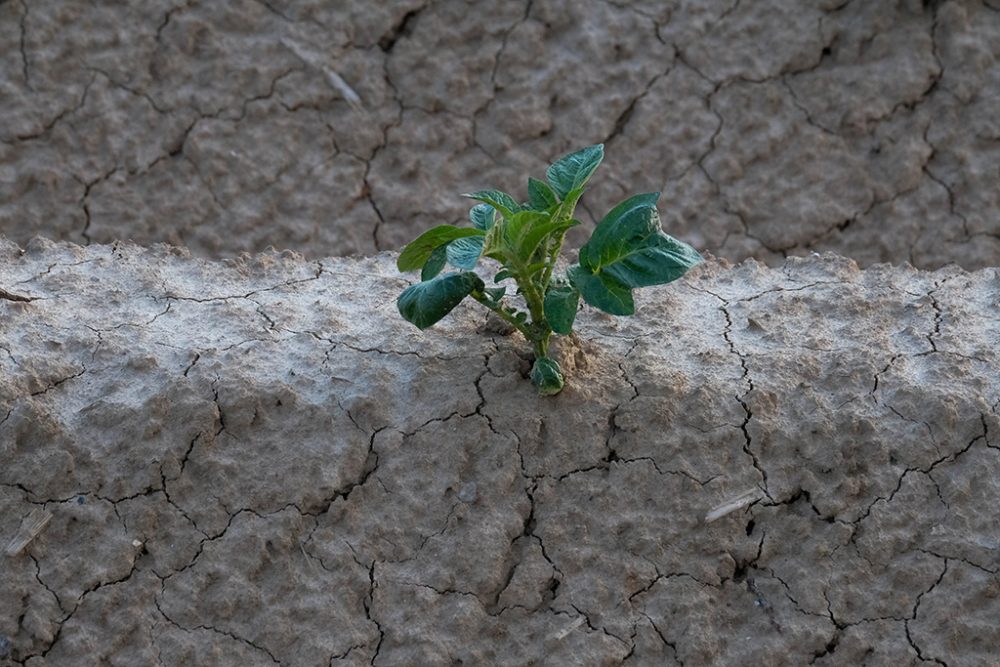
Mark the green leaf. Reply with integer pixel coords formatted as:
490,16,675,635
397,272,484,329
421,244,449,280
481,221,507,262
546,144,604,200
446,236,484,270
484,286,506,302
516,217,576,260
556,187,586,219
580,193,661,272
527,178,558,211
486,210,554,264
530,356,564,396
601,231,703,288
524,260,549,274
398,225,486,272
578,192,702,289
567,263,634,316
463,190,519,217
544,283,580,335
503,210,551,247
494,269,511,283
469,204,496,230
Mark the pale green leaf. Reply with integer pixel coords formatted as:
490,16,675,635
398,225,485,272
463,190,519,217
470,204,496,230
447,236,484,270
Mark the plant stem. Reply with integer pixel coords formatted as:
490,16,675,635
470,292,533,339
539,231,567,291
519,280,552,355
472,287,553,361
517,270,547,324
533,330,550,358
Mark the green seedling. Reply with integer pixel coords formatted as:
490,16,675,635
396,144,703,395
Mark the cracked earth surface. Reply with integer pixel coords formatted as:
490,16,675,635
1,240,998,665
1,0,1000,268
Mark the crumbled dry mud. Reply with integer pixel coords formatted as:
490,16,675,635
1,240,998,666
2,1,1000,268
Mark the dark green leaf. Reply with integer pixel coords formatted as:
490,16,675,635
567,263,635,316
469,204,496,230
421,244,448,280
484,286,506,302
494,269,511,283
463,190,519,217
397,272,484,329
544,284,580,335
581,193,661,272
578,192,702,290
447,236,484,270
530,356,564,396
546,144,604,200
398,225,485,272
527,178,558,211
601,231,703,288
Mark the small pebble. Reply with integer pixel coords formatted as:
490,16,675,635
458,482,477,503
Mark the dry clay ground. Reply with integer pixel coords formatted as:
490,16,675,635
1,241,999,665
2,0,1000,268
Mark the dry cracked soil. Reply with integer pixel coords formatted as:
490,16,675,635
1,243,999,665
2,1,1000,666
2,0,1000,267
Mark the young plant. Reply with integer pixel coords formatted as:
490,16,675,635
396,144,703,395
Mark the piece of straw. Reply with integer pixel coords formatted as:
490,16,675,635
280,38,363,111
5,507,53,556
704,489,762,523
